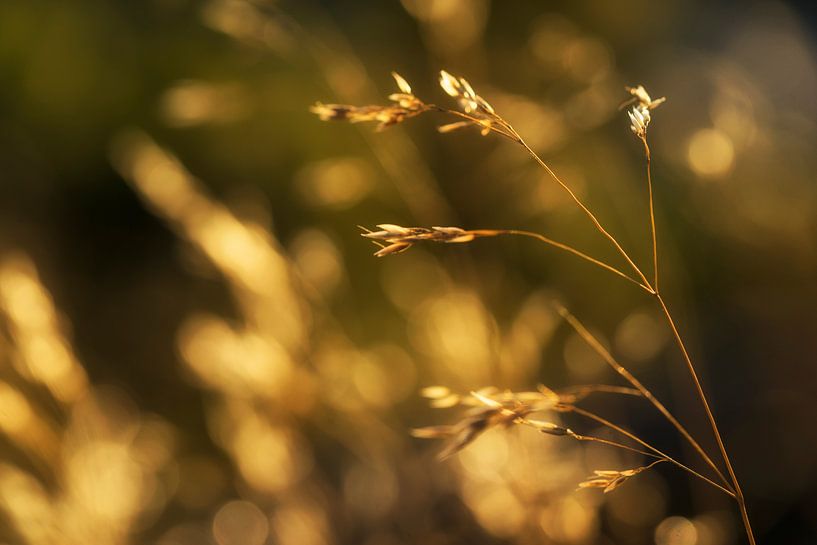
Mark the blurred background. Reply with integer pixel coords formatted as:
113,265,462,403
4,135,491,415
0,0,816,543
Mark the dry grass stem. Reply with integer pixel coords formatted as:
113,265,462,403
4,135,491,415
555,303,733,491
359,224,651,290
315,71,756,544
578,460,666,493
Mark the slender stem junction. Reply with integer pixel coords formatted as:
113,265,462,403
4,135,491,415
642,137,659,291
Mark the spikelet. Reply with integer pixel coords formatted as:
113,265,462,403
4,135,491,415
310,72,427,130
578,462,663,493
359,224,487,257
621,84,665,138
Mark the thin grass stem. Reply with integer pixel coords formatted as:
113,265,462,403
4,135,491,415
556,304,734,492
568,406,736,498
557,384,643,399
476,229,652,292
655,294,756,543
512,137,654,291
569,432,662,460
642,137,659,291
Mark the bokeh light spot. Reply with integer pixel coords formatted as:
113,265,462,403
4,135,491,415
212,500,269,545
655,516,698,545
687,129,735,178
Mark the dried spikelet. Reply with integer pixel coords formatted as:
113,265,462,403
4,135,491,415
412,407,507,460
623,84,666,111
439,70,461,97
620,84,665,139
470,389,504,409
524,419,571,436
477,388,559,412
413,385,573,458
437,121,472,133
311,72,428,130
436,69,511,138
578,462,662,493
391,71,412,94
628,105,651,138
360,224,490,257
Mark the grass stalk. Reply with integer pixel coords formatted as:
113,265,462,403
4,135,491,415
556,304,733,491
568,406,736,498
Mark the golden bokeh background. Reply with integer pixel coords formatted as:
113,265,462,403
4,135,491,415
0,1,815,544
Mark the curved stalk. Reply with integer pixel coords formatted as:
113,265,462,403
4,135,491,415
642,137,659,291
570,433,662,460
568,406,736,498
556,304,734,492
655,294,755,543
479,229,652,292
514,138,653,291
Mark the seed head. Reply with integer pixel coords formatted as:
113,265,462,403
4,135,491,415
628,105,651,138
310,72,427,130
578,463,660,493
624,84,666,111
359,224,484,257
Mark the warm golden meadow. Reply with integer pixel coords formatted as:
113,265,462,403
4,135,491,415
0,1,816,544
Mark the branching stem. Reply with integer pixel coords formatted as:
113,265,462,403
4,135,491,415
568,406,736,498
556,303,733,492
477,229,652,292
514,137,654,292
655,294,755,544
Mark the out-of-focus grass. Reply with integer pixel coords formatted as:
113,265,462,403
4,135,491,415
0,0,815,543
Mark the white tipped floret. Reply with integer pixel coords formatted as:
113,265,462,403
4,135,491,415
391,72,412,94
439,70,461,97
628,105,650,137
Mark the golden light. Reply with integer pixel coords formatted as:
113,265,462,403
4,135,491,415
458,429,510,484
179,314,294,397
111,132,308,352
613,310,669,364
66,440,144,521
0,382,33,435
159,80,248,127
272,501,329,545
655,516,698,545
562,37,612,83
400,0,488,54
380,250,448,312
499,291,559,381
295,158,374,210
539,497,598,543
227,415,312,494
462,482,525,538
0,267,51,330
606,472,667,528
408,290,496,385
0,254,88,403
212,500,269,545
0,464,53,544
687,128,735,178
563,331,608,380
351,344,417,407
493,95,565,152
693,512,733,545
290,229,344,295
